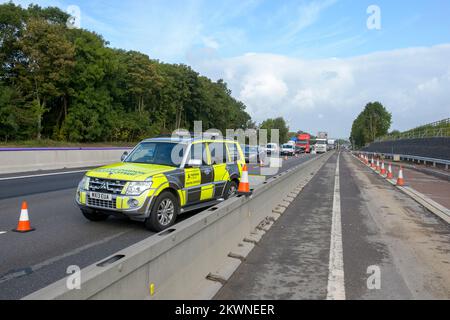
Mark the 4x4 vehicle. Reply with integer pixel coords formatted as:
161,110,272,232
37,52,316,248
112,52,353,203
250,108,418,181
76,135,245,231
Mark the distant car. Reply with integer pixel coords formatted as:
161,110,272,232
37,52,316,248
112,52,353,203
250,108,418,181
265,143,279,155
281,144,295,156
295,146,304,154
242,145,264,163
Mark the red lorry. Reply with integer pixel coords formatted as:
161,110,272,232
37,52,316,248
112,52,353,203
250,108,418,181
296,133,311,153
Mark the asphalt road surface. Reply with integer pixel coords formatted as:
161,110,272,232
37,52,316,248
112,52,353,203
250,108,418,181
215,151,450,300
0,153,316,299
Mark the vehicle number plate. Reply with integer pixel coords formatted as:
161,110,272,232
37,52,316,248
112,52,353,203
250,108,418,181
89,192,112,201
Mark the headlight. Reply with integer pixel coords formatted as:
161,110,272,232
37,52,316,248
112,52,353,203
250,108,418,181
126,181,152,196
78,176,90,190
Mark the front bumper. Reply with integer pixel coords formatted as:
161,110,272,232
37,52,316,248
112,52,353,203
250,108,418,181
76,189,155,218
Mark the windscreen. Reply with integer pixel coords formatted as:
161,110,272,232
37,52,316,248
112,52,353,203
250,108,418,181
125,142,186,166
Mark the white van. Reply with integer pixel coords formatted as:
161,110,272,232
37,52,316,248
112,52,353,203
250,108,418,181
266,143,279,155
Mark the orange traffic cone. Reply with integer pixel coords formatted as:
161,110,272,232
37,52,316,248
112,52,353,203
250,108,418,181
238,164,252,196
13,201,35,233
380,162,386,175
376,159,380,171
396,166,405,186
387,163,393,179
370,158,375,168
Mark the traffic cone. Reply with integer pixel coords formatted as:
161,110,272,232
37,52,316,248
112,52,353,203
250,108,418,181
371,158,375,168
380,162,386,175
376,159,380,171
396,166,405,186
13,201,35,233
284,155,288,161
238,164,252,196
387,163,393,179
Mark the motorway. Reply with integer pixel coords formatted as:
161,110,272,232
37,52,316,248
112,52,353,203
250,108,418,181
215,151,450,299
0,154,316,299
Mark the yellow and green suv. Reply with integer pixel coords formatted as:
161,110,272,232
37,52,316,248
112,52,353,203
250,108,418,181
76,135,245,231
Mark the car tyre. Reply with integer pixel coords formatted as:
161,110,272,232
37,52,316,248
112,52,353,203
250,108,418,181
224,180,238,200
145,191,179,232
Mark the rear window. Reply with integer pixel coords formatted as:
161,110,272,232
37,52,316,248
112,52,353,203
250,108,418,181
209,142,227,164
226,142,242,163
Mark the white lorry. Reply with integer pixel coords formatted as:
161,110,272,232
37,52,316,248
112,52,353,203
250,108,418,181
327,139,335,151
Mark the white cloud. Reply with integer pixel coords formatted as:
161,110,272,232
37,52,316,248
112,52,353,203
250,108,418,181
193,44,450,138
202,36,220,49
284,0,337,39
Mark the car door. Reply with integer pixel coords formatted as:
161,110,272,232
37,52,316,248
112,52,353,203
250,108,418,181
208,141,229,198
184,142,214,204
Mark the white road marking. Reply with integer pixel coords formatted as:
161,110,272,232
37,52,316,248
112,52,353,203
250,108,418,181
0,170,88,181
0,231,128,284
0,231,7,235
326,152,346,300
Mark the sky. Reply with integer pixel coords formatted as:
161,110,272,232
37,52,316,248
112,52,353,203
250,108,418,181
4,0,450,138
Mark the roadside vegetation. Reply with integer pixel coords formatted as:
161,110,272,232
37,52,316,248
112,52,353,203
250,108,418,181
0,3,257,143
350,102,392,148
380,118,450,141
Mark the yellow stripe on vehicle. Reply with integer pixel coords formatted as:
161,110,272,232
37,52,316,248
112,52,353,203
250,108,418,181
200,185,214,201
178,189,187,206
213,164,228,182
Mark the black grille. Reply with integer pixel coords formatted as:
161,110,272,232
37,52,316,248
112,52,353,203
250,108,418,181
89,178,126,195
87,197,116,209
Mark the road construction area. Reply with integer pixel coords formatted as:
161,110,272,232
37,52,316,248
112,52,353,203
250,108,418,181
1,151,449,300
0,153,315,299
215,151,450,300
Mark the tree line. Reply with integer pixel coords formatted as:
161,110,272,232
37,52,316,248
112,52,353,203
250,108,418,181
350,101,392,148
0,3,253,143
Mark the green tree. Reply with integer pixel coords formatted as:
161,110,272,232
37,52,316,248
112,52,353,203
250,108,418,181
16,18,75,139
260,117,289,143
0,3,253,143
350,101,391,148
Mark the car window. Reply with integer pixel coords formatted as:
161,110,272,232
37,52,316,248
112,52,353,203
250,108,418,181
226,142,242,163
187,143,209,165
209,142,227,165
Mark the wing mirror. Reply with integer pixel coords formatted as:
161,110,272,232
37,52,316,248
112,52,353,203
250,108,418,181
186,159,202,167
121,151,129,161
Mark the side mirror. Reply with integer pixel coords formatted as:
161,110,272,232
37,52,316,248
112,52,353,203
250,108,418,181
121,151,129,161
186,159,202,167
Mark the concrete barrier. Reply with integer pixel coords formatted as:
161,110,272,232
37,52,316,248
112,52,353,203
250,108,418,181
0,148,132,174
24,152,333,300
